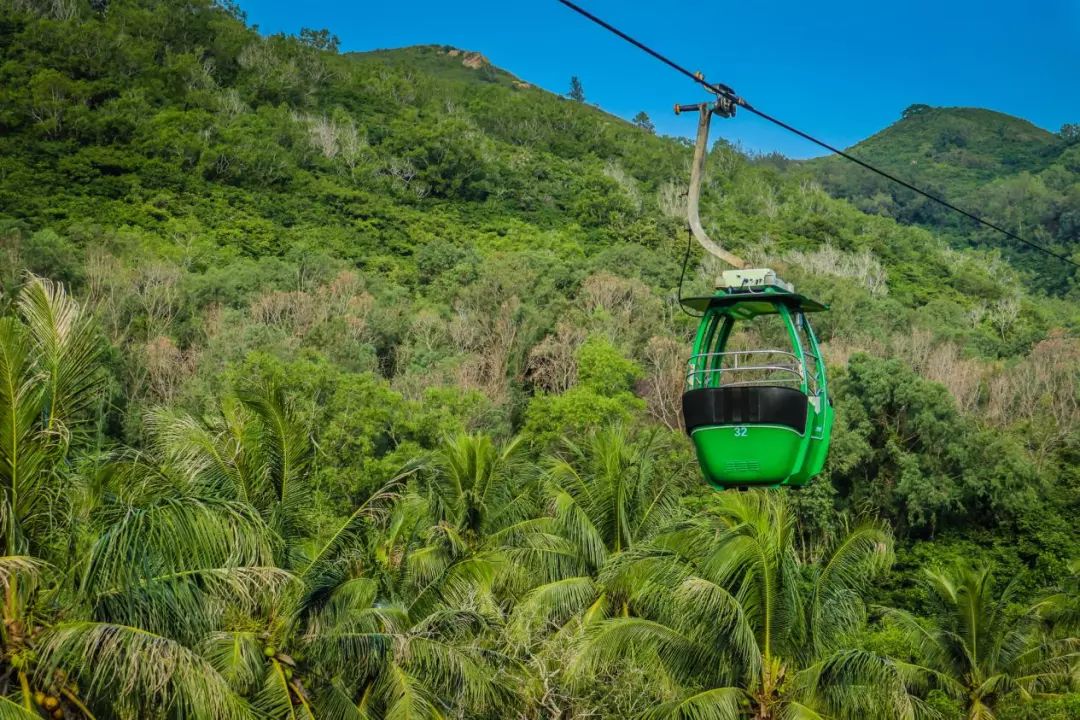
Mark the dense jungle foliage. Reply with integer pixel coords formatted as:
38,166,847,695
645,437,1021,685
0,0,1077,718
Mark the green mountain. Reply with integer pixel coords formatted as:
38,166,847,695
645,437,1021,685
0,2,1077,718
829,106,1061,180
804,105,1080,280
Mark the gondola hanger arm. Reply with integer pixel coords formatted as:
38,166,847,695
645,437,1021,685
676,94,746,270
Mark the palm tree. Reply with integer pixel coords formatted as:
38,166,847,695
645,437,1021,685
43,447,290,718
298,480,519,720
0,274,103,557
508,428,687,643
146,380,315,548
568,491,918,720
423,433,553,563
886,563,1080,720
547,427,685,562
0,277,263,718
303,564,515,720
426,434,528,537
0,275,105,715
505,428,691,717
83,385,385,719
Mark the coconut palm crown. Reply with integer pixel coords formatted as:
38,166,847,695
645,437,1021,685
886,563,1080,720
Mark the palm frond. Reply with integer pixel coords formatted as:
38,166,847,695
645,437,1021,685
507,575,599,646
891,659,967,698
81,497,279,639
17,274,102,431
0,554,46,591
405,635,506,711
675,575,763,679
93,565,296,642
38,621,253,719
307,626,392,683
0,317,47,552
568,618,704,685
0,696,40,720
145,407,250,500
494,521,586,588
1007,636,1080,692
796,649,917,720
406,551,500,620
550,488,607,571
548,427,683,557
305,593,401,682
381,663,443,720
599,543,693,603
92,454,185,510
810,521,894,654
299,474,408,610
487,481,540,535
237,379,313,537
699,493,800,662
642,687,745,720
776,700,831,720
200,630,265,695
425,433,531,540
880,608,951,677
254,659,315,720
313,679,371,720
83,496,276,594
303,577,380,639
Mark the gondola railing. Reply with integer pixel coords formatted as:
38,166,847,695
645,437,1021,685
686,349,819,392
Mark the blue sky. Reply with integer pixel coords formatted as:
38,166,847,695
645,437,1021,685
238,0,1080,159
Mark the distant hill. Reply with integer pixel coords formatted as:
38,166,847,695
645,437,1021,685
817,106,1061,183
802,106,1080,281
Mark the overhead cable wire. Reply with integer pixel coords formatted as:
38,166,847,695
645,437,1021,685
556,0,1080,269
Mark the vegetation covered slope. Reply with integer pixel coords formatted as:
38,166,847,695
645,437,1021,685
0,0,1077,718
804,105,1080,284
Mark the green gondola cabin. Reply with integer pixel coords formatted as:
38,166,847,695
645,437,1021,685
681,269,833,489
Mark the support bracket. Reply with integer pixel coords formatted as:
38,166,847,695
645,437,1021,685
675,92,746,269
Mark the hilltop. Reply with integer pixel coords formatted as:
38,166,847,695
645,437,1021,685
350,44,532,88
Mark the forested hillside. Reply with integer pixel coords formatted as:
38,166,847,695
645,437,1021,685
0,1,1077,718
804,105,1080,285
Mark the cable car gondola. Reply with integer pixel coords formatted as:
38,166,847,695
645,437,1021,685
680,269,833,489
669,98,834,489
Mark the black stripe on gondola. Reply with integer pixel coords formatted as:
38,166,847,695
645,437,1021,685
682,386,808,434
